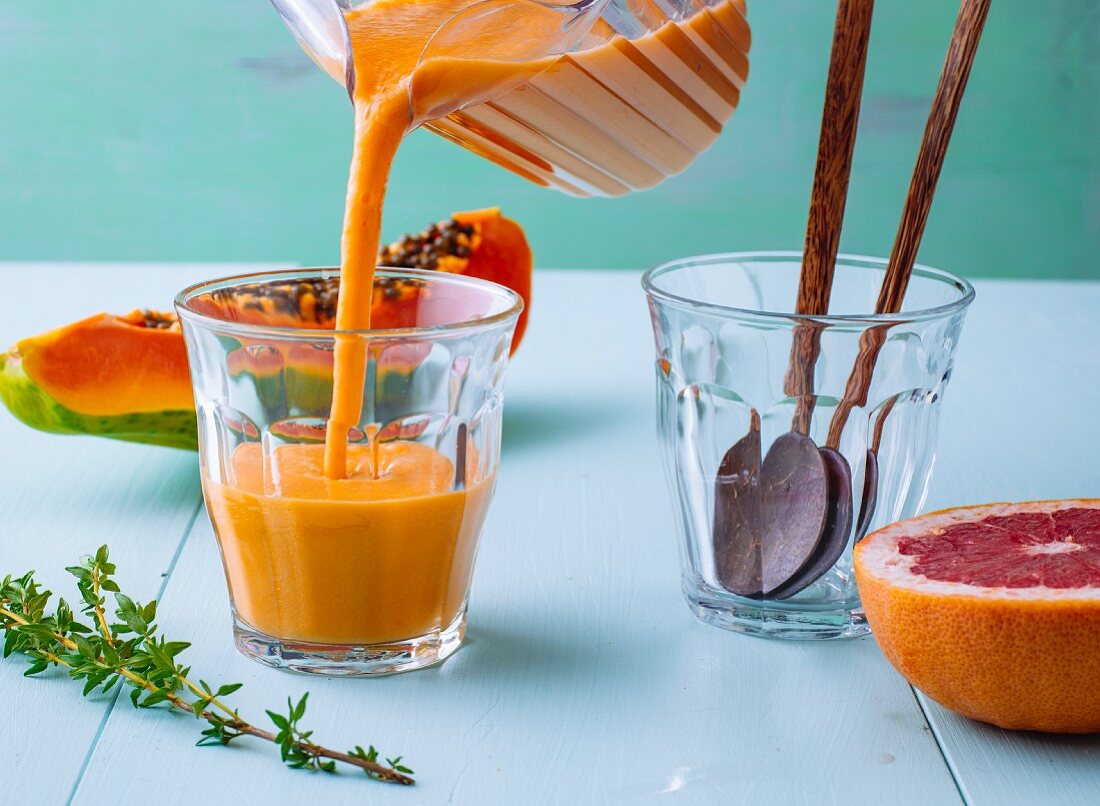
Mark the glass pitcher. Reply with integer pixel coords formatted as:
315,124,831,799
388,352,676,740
270,0,751,197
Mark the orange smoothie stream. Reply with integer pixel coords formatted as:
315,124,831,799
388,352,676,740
205,0,748,647
324,0,561,479
326,0,750,478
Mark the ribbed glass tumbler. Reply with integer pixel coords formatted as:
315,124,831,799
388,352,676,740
176,268,522,675
643,253,974,640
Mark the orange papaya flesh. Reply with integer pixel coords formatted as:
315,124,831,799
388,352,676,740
455,208,532,350
0,310,197,449
18,310,192,416
378,207,532,350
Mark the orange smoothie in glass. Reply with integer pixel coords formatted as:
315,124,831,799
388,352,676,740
179,264,519,674
205,443,493,645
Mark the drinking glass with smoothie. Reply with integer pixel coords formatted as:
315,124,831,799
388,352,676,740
177,269,522,675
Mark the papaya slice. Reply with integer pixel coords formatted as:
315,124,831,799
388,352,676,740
379,207,532,350
0,209,532,449
0,310,197,449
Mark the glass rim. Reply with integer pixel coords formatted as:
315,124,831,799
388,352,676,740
641,251,976,325
174,266,525,340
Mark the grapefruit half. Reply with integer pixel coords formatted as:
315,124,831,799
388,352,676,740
855,499,1100,733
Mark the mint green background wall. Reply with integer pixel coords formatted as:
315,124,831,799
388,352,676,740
0,1,1096,277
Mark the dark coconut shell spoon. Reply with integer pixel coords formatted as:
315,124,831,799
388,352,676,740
713,0,874,598
853,397,893,541
771,0,994,599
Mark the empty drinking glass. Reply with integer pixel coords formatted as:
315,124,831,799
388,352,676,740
644,252,974,639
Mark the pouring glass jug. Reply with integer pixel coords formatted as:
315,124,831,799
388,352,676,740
270,0,751,197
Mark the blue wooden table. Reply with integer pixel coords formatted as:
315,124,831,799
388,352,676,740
2,265,1098,804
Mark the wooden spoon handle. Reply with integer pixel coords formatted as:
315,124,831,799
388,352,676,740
787,0,875,435
798,0,875,316
877,0,992,313
825,0,992,449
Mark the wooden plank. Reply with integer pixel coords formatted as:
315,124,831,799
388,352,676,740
0,263,263,803
916,279,1100,805
922,702,1100,806
72,271,958,804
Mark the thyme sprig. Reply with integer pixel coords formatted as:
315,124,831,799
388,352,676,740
0,546,414,786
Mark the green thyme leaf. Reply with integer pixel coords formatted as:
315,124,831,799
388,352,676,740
0,547,415,786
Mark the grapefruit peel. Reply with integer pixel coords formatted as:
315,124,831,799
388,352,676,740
855,499,1100,734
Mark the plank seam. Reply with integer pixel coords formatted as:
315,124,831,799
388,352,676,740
64,496,205,806
910,684,972,806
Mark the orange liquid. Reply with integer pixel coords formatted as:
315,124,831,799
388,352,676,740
205,442,493,644
323,0,468,478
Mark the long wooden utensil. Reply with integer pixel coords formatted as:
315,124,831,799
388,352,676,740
776,0,993,597
713,0,875,598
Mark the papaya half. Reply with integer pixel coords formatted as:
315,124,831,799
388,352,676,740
379,208,531,347
0,208,532,449
0,310,197,449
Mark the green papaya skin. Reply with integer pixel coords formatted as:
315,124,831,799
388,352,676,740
0,349,197,450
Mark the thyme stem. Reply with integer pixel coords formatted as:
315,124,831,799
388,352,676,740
0,549,414,786
90,566,115,648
